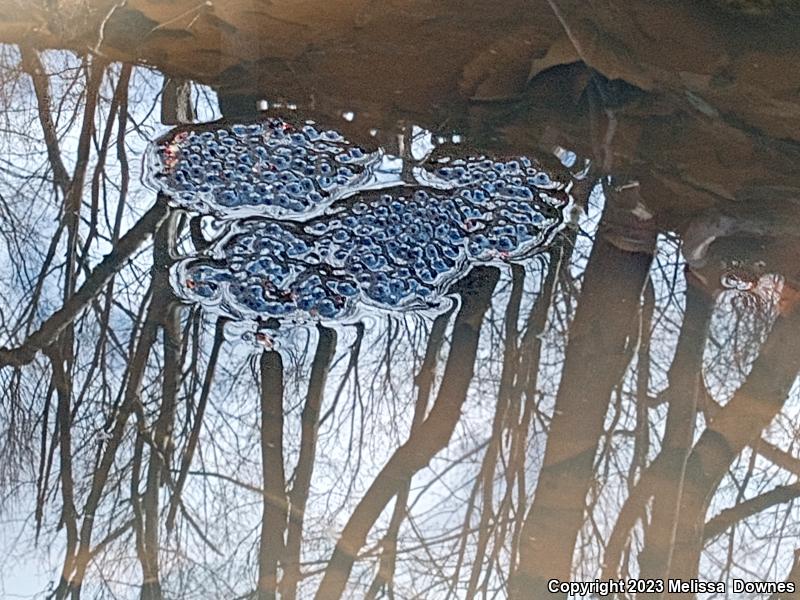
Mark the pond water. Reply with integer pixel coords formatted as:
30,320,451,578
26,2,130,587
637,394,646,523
0,2,799,599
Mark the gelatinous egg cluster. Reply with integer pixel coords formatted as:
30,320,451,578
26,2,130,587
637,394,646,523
158,117,573,321
417,155,565,193
147,118,381,218
172,177,570,321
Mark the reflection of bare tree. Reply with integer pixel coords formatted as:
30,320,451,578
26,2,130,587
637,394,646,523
666,302,800,582
315,266,499,599
258,347,286,600
603,276,714,582
281,325,336,600
364,307,452,600
3,45,800,600
512,196,656,598
637,278,714,585
0,198,167,368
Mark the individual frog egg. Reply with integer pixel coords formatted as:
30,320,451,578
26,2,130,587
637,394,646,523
431,257,452,274
271,192,290,208
308,221,328,235
253,146,270,161
351,201,369,215
433,223,452,241
245,123,264,136
417,267,436,284
186,152,204,166
271,155,290,170
441,244,460,261
230,123,250,137
354,223,376,237
332,279,359,297
285,238,310,257
331,229,350,244
322,130,344,142
298,177,315,193
285,182,304,197
413,190,430,203
529,172,554,188
316,298,341,318
467,232,491,252
424,243,440,260
469,188,491,204
386,223,404,238
492,235,516,252
511,185,534,200
302,125,321,141
532,211,550,226
283,199,305,212
308,285,327,301
254,182,273,198
278,170,298,183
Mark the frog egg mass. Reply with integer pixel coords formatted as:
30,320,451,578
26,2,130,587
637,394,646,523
154,118,573,322
148,118,383,219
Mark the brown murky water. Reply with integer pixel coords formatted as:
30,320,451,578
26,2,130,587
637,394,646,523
1,1,800,598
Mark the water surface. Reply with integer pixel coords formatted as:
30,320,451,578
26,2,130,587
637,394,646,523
0,3,800,599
